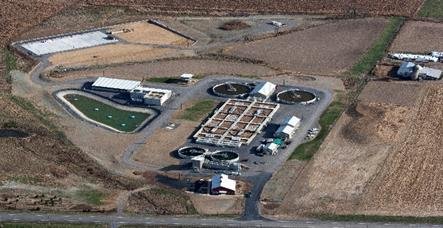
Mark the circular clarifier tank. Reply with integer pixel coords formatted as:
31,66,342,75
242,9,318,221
276,89,317,105
210,150,240,163
212,82,252,98
177,146,207,159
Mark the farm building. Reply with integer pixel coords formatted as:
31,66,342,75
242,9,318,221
397,62,417,79
92,77,141,92
397,62,442,80
130,86,173,106
210,174,236,195
389,53,438,62
250,81,276,101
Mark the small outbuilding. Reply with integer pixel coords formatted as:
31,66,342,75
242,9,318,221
250,81,276,101
282,116,301,129
274,125,295,140
211,174,236,195
264,142,279,155
180,73,194,83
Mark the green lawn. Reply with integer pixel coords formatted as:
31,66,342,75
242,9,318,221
64,94,150,132
0,223,104,228
349,17,404,77
289,95,345,160
74,186,105,205
419,0,443,19
179,99,216,121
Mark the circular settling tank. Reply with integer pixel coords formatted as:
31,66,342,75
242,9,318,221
276,89,317,105
210,150,240,163
177,146,207,159
212,82,252,98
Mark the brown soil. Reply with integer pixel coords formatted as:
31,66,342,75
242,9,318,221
219,21,251,31
262,81,443,218
225,18,388,76
48,44,194,68
189,194,244,215
47,59,278,81
389,21,443,53
111,21,191,46
86,0,424,17
126,187,195,214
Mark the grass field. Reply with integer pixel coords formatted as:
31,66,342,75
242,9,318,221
179,99,216,122
289,93,345,160
74,186,106,205
64,94,150,132
349,17,404,77
419,0,443,19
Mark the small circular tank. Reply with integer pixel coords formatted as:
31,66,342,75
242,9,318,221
210,150,240,163
276,89,317,105
212,82,252,98
177,146,207,159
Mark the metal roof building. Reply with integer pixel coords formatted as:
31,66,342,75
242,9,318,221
92,77,141,91
250,81,276,101
419,67,442,80
211,174,236,195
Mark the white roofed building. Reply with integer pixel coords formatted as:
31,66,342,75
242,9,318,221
211,174,236,195
250,81,276,101
282,116,301,129
92,77,140,92
130,86,173,106
264,142,279,155
275,125,295,140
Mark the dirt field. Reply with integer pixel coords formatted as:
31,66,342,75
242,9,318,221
390,21,443,53
133,100,217,168
189,194,244,215
46,59,279,81
48,44,194,68
262,81,443,218
86,0,424,17
225,18,388,76
111,21,191,46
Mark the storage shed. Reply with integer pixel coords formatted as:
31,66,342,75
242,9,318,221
274,125,295,140
211,174,236,195
282,116,301,129
92,77,140,92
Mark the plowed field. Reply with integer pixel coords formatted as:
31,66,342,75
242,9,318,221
87,0,424,17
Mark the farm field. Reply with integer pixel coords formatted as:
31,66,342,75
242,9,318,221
48,44,194,68
86,0,425,17
389,21,443,53
261,81,443,218
224,18,388,76
46,59,278,81
111,21,192,46
64,94,151,132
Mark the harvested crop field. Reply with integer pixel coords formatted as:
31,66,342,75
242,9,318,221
389,21,443,53
86,0,424,17
47,59,278,81
48,44,194,67
262,81,443,218
225,18,388,76
110,21,192,46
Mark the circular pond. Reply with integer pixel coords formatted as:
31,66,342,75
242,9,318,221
177,146,207,159
210,150,239,163
212,82,252,98
276,89,317,105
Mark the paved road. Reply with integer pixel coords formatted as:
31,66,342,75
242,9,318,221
1,212,442,228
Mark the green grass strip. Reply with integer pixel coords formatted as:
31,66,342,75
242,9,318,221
4,49,17,83
349,17,404,77
317,213,443,224
179,99,216,122
289,95,345,160
419,0,443,19
74,186,106,206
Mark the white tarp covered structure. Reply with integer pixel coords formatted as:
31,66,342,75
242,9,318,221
92,77,140,91
250,81,276,101
389,53,438,62
20,31,118,56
